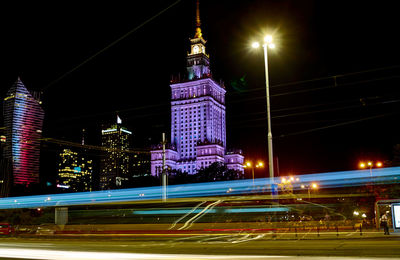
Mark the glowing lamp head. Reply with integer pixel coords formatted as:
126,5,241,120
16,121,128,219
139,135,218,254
246,162,251,167
376,162,383,167
367,161,372,166
359,162,366,169
281,177,286,183
264,35,273,43
311,183,318,189
252,42,260,49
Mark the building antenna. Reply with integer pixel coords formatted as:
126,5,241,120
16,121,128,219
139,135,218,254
194,0,202,38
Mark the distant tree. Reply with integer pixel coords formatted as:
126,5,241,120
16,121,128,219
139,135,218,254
129,175,159,188
195,162,243,182
392,144,400,166
168,169,196,185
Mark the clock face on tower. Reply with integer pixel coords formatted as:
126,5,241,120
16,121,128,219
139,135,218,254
193,45,200,54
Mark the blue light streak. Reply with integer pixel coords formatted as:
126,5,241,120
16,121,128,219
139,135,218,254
0,167,400,209
132,207,289,215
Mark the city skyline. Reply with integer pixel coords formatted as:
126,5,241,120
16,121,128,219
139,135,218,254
2,1,400,180
1,2,400,258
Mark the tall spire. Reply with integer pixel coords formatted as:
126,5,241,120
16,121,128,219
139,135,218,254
194,0,202,38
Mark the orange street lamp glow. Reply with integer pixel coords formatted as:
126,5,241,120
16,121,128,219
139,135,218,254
359,162,366,168
376,162,383,167
367,161,372,167
311,183,318,189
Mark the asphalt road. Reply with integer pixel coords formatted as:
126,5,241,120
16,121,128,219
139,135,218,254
1,232,400,259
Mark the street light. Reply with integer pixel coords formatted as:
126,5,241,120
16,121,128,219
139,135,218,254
300,182,318,200
244,161,264,185
279,175,299,194
358,160,383,178
252,35,276,189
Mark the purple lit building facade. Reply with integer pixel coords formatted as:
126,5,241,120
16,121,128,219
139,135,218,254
3,78,44,186
151,7,244,176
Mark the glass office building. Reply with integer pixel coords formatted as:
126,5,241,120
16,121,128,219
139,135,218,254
3,78,44,186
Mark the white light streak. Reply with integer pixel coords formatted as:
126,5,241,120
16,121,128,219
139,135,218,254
0,248,289,260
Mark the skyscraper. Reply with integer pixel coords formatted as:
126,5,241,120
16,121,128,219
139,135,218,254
3,78,44,186
57,148,93,192
151,1,243,176
99,116,132,189
0,129,11,197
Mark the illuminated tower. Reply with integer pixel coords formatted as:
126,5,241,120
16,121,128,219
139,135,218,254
151,1,243,175
99,116,132,190
3,78,44,186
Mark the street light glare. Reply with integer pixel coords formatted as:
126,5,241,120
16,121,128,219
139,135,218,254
268,43,276,49
376,162,383,167
251,42,260,48
359,162,366,168
264,35,272,43
311,183,318,189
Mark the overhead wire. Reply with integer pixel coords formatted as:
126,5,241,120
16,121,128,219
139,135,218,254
228,64,400,95
48,67,400,124
278,112,399,138
41,137,150,154
229,75,400,104
42,0,182,91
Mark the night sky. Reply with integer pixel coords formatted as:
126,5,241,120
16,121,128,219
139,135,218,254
2,0,400,179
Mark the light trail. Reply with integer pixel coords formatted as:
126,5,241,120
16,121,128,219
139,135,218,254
0,167,399,209
169,201,207,230
0,248,291,260
178,200,222,230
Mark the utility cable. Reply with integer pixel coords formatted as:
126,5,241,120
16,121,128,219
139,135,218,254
278,113,397,139
228,64,400,95
42,0,182,91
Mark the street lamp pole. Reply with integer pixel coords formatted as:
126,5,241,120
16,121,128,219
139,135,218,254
245,161,264,186
252,167,255,186
262,38,275,187
252,36,276,192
